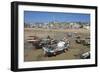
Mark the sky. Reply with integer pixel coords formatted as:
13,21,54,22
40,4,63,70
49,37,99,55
24,11,90,24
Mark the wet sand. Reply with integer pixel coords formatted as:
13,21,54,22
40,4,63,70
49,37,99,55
24,28,90,62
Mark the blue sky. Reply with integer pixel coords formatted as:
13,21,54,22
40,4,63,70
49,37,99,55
24,11,90,24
